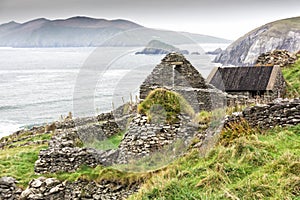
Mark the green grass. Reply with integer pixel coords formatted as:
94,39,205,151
282,58,300,98
46,165,150,187
138,88,195,124
219,119,261,147
84,131,125,150
0,131,34,143
0,123,299,199
0,130,149,188
129,124,300,200
7,133,52,147
0,145,48,188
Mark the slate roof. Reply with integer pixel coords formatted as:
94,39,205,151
207,66,277,91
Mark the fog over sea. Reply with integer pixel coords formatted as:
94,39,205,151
0,43,229,137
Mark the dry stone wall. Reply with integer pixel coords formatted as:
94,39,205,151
117,114,199,164
139,53,208,99
225,98,300,128
35,98,300,174
0,177,22,200
34,111,134,174
77,120,121,143
19,177,138,200
34,129,102,174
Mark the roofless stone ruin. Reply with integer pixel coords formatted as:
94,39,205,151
140,52,226,112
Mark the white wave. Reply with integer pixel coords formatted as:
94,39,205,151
0,120,23,138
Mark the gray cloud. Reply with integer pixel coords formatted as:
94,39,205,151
0,0,299,39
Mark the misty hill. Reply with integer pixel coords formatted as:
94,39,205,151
135,40,189,55
214,16,300,65
0,16,230,47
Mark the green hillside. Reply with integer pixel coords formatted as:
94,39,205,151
283,57,300,97
130,124,300,199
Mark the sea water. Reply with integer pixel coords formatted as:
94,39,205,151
0,43,229,137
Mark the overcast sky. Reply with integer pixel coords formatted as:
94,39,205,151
0,0,299,40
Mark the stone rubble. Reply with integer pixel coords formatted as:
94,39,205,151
34,110,134,174
255,49,297,67
19,177,138,200
34,112,201,173
0,177,22,200
34,129,102,174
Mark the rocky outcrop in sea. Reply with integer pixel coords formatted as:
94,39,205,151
206,48,222,55
135,40,189,55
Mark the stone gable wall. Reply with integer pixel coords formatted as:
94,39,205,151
270,70,286,100
139,53,216,111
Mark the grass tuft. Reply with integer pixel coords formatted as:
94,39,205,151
138,88,195,124
218,119,260,146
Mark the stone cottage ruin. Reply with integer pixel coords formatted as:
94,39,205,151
139,53,226,112
207,66,286,100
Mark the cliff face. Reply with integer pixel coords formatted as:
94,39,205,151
215,17,300,66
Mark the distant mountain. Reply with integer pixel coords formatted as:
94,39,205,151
135,40,189,55
0,16,230,47
215,16,300,65
0,17,142,47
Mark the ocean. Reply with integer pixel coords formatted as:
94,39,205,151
0,43,229,137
